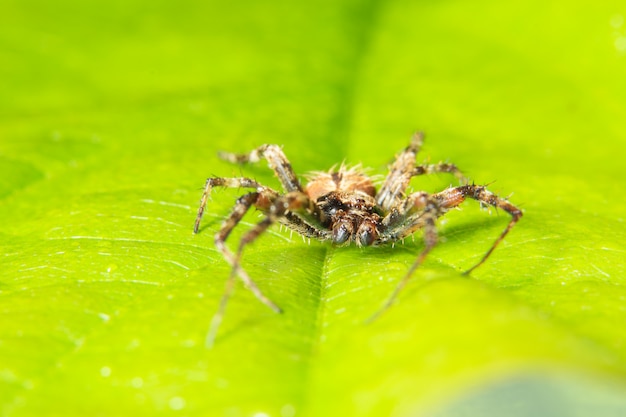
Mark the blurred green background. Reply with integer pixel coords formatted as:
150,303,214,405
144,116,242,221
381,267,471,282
1,0,626,416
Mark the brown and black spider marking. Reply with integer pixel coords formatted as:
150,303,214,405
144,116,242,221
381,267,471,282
194,132,523,346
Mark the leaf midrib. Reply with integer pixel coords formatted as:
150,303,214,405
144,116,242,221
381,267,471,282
297,0,384,414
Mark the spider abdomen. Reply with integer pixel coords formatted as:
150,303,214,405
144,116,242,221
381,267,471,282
304,169,376,201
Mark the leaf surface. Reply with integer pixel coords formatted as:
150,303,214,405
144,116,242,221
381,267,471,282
1,0,626,416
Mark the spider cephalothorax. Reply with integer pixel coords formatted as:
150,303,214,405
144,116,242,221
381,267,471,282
194,133,522,346
306,167,382,246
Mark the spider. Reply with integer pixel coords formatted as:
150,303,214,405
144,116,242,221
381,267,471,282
194,132,522,346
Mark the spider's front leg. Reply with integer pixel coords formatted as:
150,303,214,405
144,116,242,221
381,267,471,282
206,191,282,347
230,191,319,266
207,190,321,347
377,132,469,210
372,185,522,319
453,184,523,274
194,177,269,233
377,132,425,209
370,192,440,321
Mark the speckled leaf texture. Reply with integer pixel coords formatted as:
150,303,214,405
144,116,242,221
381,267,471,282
1,1,626,416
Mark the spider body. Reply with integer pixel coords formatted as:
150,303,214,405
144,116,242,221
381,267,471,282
306,169,381,246
195,133,522,346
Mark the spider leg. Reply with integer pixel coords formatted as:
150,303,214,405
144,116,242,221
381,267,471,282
377,133,470,210
377,132,424,209
206,191,281,347
207,190,325,346
194,177,275,233
453,185,523,274
369,195,439,321
405,185,522,275
378,191,430,239
231,191,322,266
412,162,468,183
279,212,333,240
218,144,303,193
226,191,326,300
206,268,236,348
372,185,522,319
213,192,282,311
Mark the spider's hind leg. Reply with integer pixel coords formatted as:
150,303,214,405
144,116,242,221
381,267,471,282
218,144,303,193
412,162,468,184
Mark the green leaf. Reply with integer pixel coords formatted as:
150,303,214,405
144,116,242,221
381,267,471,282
2,0,626,416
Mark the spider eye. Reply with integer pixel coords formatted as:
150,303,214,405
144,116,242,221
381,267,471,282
332,221,353,245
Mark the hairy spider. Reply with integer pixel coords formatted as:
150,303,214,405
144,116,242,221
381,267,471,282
194,132,522,346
